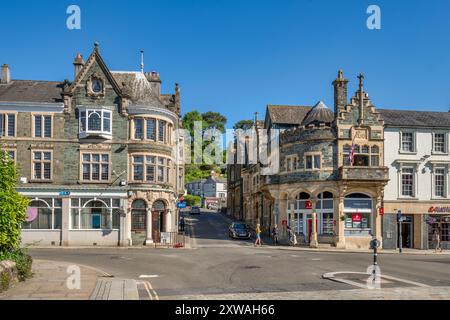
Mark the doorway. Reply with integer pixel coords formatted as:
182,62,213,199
131,200,147,246
399,215,413,249
152,200,166,243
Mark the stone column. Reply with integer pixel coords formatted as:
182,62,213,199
145,207,153,244
310,211,319,248
61,198,70,246
165,209,173,232
335,195,346,249
120,199,129,247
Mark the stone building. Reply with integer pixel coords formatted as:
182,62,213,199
228,71,389,249
0,44,184,246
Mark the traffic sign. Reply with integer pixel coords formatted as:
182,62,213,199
177,202,187,209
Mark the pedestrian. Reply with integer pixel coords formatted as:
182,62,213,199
254,223,262,247
272,224,279,246
179,216,185,232
433,229,442,253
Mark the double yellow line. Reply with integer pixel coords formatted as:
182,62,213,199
141,280,159,300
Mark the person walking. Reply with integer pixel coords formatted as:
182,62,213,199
433,229,442,253
254,223,262,247
272,224,279,246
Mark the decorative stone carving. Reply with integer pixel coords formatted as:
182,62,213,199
86,73,106,98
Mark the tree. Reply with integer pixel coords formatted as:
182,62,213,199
233,120,254,131
184,194,201,207
0,151,29,252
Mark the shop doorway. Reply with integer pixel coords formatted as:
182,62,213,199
152,200,166,243
131,200,147,246
399,215,413,249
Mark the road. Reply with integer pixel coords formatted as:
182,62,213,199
28,209,450,299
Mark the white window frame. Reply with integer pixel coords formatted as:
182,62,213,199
78,107,112,139
432,166,447,199
432,132,448,155
305,152,322,171
399,131,416,154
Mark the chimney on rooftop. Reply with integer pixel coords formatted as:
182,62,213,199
73,53,85,80
1,64,10,84
146,71,161,97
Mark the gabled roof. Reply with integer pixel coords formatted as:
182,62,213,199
65,46,123,97
378,109,450,128
266,105,311,125
0,80,63,103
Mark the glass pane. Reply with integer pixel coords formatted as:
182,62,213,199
102,154,109,162
34,163,41,179
83,154,90,162
71,198,79,207
306,156,312,169
134,118,144,139
43,163,51,179
112,199,121,208
35,116,42,137
314,155,321,169
44,116,52,138
53,198,62,207
146,165,155,182
71,209,79,229
44,152,51,160
54,208,62,229
147,119,156,140
92,164,100,180
134,164,144,181
112,209,120,229
34,152,42,160
88,112,101,131
101,164,109,180
80,111,86,131
158,121,166,142
92,154,100,162
7,114,15,136
83,164,90,180
103,112,111,132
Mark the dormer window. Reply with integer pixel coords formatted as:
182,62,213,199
78,107,112,139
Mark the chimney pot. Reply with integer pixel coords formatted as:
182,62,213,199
1,64,11,84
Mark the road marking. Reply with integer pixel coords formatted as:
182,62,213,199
144,280,159,300
312,258,321,261
139,275,159,278
323,271,430,289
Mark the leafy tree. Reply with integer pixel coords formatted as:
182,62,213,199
233,119,254,131
0,151,29,253
184,194,201,207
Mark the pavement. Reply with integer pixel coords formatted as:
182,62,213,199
2,209,450,300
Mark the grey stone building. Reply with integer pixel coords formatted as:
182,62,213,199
0,44,184,246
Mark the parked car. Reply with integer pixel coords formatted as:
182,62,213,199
229,222,251,239
190,206,201,215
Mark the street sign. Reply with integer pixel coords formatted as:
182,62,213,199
397,210,402,222
59,191,70,196
177,202,187,209
370,238,381,249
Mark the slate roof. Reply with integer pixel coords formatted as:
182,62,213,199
266,105,311,125
111,71,165,109
301,101,334,126
0,80,63,103
378,109,450,128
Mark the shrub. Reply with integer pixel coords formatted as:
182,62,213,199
0,150,29,252
184,194,201,206
0,248,33,281
0,271,11,292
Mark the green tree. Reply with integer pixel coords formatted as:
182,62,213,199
184,194,201,207
0,151,29,252
233,119,254,130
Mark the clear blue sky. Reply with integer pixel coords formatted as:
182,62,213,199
1,0,450,127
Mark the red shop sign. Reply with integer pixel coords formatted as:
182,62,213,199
352,213,362,222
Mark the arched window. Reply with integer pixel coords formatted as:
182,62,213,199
344,193,373,231
88,111,102,131
23,198,62,230
132,200,147,231
80,200,109,229
152,200,166,211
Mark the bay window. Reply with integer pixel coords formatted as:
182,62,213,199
78,107,112,139
131,117,169,143
131,154,172,184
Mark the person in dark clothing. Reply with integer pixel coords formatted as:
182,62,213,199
179,216,185,232
272,224,279,246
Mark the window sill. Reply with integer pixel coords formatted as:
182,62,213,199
398,151,417,155
397,197,419,201
79,131,112,140
80,180,112,184
30,179,54,183
431,152,449,156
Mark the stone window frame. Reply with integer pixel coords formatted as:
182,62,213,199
0,112,17,137
431,131,449,155
399,130,417,154
1,148,16,164
31,149,53,182
342,144,380,167
130,116,173,145
79,151,112,184
31,113,54,139
284,154,299,172
129,153,172,185
304,152,322,171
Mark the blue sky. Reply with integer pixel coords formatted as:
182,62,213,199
1,0,450,127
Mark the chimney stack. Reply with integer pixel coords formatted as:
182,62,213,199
146,71,161,96
73,53,85,80
332,69,348,115
1,64,10,84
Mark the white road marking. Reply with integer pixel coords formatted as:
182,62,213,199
312,258,321,261
139,275,159,278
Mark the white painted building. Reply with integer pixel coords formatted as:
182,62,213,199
381,109,450,250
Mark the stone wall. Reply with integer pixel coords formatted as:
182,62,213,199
0,260,18,293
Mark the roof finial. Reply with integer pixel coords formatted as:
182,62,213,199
94,41,99,48
338,69,344,80
358,73,365,91
140,50,144,73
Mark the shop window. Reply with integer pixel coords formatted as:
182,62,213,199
131,199,147,231
22,199,62,230
70,198,120,230
344,193,372,233
428,216,450,242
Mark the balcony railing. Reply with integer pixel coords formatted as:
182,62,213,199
339,166,389,181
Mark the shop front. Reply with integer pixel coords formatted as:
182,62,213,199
342,193,375,249
427,207,450,250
